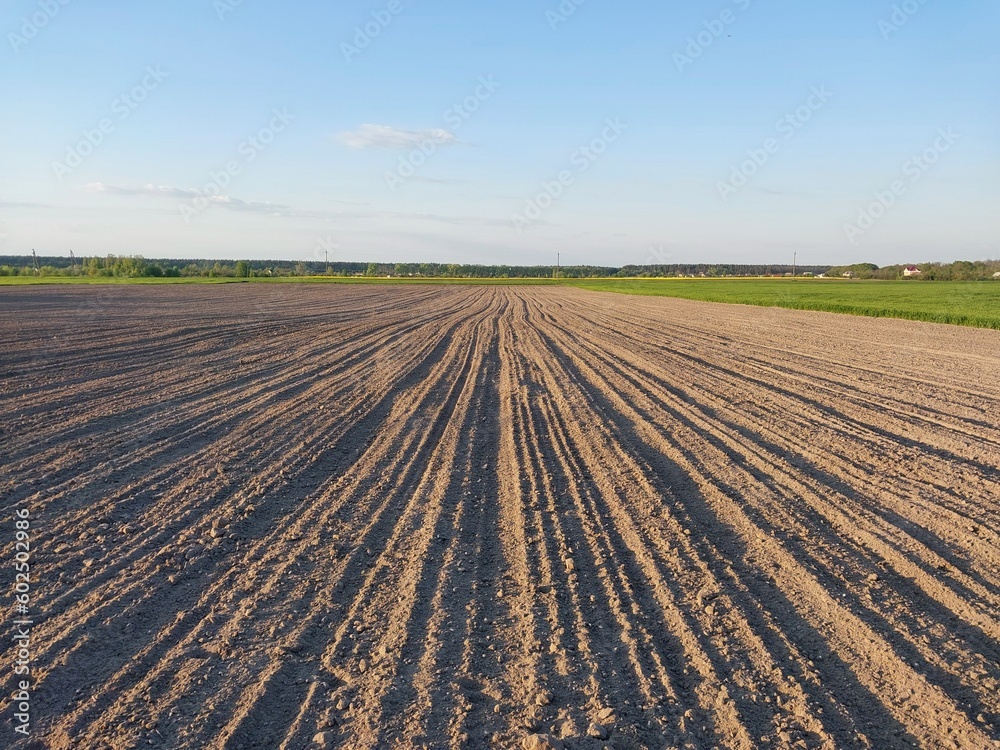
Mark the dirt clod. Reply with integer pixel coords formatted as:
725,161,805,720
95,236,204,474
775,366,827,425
522,734,564,750
587,721,608,739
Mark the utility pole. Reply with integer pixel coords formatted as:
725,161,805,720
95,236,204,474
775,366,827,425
556,252,560,280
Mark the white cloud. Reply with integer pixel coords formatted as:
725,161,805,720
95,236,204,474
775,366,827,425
85,182,199,199
85,183,297,215
0,200,55,209
336,124,458,150
83,182,510,228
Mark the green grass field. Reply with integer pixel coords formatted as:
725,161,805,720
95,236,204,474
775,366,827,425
568,278,1000,330
3,275,997,329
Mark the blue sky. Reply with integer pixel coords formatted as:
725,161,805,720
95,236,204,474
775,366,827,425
1,0,997,267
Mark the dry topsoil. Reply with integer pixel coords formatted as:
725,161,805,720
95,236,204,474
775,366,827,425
1,284,998,750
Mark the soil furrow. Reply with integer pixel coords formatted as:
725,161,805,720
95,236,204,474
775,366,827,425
3,285,998,750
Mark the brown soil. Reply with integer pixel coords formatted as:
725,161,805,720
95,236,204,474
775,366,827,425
2,284,998,750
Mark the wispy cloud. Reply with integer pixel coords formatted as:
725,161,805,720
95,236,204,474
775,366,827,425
85,183,326,217
0,200,57,210
747,186,796,197
408,176,473,185
209,195,296,215
86,183,199,199
336,124,458,150
83,182,508,228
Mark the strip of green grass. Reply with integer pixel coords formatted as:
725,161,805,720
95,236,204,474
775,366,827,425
567,278,1000,330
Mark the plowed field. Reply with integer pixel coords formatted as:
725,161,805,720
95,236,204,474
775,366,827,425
2,285,999,750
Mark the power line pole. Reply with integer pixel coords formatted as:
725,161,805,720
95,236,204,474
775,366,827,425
556,252,560,280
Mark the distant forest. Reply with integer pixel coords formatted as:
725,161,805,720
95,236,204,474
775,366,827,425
822,260,1000,281
2,255,998,281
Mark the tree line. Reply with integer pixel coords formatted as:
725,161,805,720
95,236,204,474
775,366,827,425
2,255,998,280
825,260,1000,281
0,255,615,279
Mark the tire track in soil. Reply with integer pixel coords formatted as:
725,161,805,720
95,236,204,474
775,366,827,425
547,294,1000,715
2,285,998,750
24,302,464,680
213,290,505,749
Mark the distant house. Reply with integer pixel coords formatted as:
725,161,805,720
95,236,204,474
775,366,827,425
842,271,854,278
903,265,922,277
994,272,1000,279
